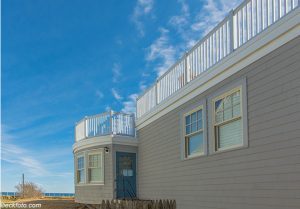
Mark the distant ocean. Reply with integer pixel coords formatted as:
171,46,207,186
1,192,74,197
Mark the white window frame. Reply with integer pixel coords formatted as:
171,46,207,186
183,105,205,159
87,149,104,185
76,154,85,184
211,84,248,153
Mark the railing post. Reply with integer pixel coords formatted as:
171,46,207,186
184,52,189,84
155,81,158,105
110,109,113,135
74,123,77,142
131,113,136,137
229,10,235,52
84,116,87,139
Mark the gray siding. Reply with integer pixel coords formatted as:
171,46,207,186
137,37,300,209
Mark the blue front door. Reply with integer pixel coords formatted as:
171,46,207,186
116,152,137,199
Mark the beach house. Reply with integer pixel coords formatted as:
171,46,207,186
73,0,300,208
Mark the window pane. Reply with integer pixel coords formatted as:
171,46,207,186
197,110,202,121
232,91,240,105
218,119,242,150
224,107,233,121
185,115,190,125
233,104,241,117
79,170,85,183
215,111,223,123
78,157,84,169
191,112,197,123
224,96,232,109
187,132,204,156
191,122,197,133
197,119,202,130
90,168,102,182
89,154,101,168
215,99,223,112
186,125,191,135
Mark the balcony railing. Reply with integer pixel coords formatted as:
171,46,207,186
75,111,135,142
136,0,299,119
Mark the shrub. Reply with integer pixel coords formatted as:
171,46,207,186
15,182,44,198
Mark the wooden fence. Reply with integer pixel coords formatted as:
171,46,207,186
75,199,176,209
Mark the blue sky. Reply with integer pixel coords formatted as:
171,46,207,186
1,0,242,192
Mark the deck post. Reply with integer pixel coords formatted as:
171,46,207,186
184,52,189,84
110,109,113,135
155,81,158,105
84,116,87,139
229,10,234,53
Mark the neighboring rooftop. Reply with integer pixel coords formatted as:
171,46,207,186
136,0,299,119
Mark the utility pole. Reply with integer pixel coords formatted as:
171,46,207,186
22,173,24,198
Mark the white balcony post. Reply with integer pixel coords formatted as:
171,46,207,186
155,81,158,105
229,10,235,52
84,116,87,139
74,123,77,142
110,109,113,135
184,52,189,84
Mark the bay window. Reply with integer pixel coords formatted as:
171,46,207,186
88,151,104,183
77,155,85,184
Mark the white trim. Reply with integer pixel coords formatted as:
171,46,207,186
136,9,300,130
207,77,249,155
212,87,243,152
75,153,85,185
179,99,208,160
73,135,138,153
183,106,205,159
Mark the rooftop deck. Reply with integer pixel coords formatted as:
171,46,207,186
136,0,299,119
75,111,135,142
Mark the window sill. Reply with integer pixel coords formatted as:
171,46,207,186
76,183,105,186
212,143,248,155
183,152,206,161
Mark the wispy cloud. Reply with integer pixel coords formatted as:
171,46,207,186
169,0,190,35
191,0,241,35
112,63,122,83
146,28,176,76
111,88,123,101
1,139,73,178
2,143,48,176
122,94,138,114
139,81,147,91
95,90,104,99
144,0,242,80
131,0,154,36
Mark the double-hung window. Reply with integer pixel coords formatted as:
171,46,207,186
184,107,204,158
77,155,85,184
88,151,104,183
213,87,243,151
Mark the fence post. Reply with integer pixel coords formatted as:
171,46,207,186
229,10,235,53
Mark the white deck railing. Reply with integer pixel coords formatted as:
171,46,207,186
75,111,135,141
137,0,299,118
